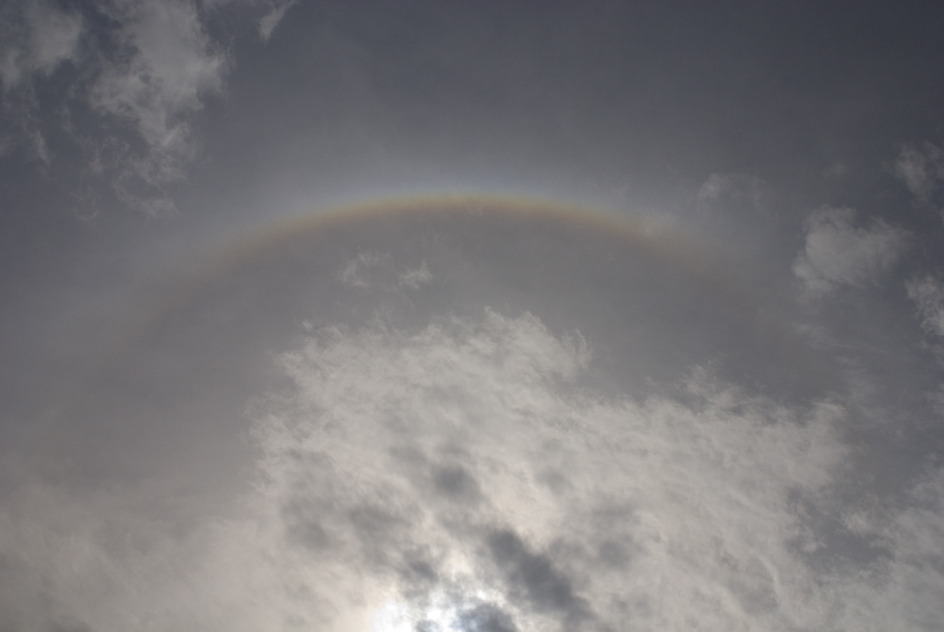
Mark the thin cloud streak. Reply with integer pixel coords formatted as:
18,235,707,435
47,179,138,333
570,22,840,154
258,0,298,42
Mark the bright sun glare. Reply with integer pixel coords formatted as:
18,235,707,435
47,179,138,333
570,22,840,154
373,597,457,632
372,585,507,632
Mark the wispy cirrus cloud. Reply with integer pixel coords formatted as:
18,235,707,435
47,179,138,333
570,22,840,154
258,0,298,42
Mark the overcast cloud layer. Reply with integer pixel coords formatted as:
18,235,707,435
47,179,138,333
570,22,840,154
2,2,944,631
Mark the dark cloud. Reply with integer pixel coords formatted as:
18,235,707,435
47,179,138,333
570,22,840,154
486,528,589,626
433,464,482,504
451,602,518,632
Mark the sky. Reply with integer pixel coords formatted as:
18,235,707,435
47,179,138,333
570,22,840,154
2,1,944,631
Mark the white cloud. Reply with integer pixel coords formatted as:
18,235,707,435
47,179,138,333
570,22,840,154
831,468,944,631
896,142,944,205
0,0,227,214
259,0,298,42
3,310,940,631
89,0,226,212
398,260,434,289
339,254,434,291
907,275,944,338
338,252,386,288
793,206,909,295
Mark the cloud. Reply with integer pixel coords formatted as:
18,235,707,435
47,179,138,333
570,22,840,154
0,0,82,90
2,310,942,631
338,252,386,288
197,311,944,630
830,467,944,631
399,260,434,289
87,0,226,213
824,161,849,178
896,141,944,205
0,480,297,632
696,173,765,212
0,0,82,165
793,206,909,295
907,275,944,338
258,0,298,42
0,0,227,214
339,253,435,291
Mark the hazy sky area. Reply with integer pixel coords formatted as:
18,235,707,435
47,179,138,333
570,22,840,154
3,2,944,631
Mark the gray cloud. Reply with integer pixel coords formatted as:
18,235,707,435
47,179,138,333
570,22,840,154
0,0,227,215
793,206,910,296
0,0,82,91
896,142,944,206
0,0,82,164
696,173,765,214
338,251,387,288
486,528,589,627
258,0,298,42
399,260,434,289
908,276,944,339
87,0,225,214
907,276,944,378
3,4,944,631
339,252,435,292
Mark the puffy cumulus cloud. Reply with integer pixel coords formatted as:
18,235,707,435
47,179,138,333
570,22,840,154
0,0,228,214
3,310,942,631
793,206,910,296
907,275,944,338
896,141,944,206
